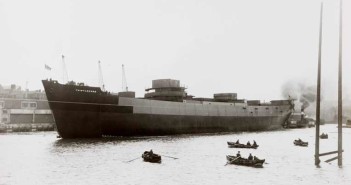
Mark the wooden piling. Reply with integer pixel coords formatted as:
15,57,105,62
315,2,323,166
337,0,343,167
325,156,339,163
319,150,344,157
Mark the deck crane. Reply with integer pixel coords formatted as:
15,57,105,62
118,64,135,98
98,61,105,91
61,55,69,84
122,64,128,91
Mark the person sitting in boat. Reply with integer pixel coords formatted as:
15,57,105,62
253,140,257,146
247,141,251,146
236,139,240,144
236,151,241,158
248,153,253,160
149,149,153,156
298,138,302,142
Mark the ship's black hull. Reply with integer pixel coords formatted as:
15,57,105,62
48,101,289,138
42,80,292,138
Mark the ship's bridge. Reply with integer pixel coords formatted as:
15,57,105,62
144,79,187,102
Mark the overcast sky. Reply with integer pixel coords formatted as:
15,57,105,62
0,0,350,101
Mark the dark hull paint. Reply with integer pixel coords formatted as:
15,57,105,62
43,80,292,138
101,113,287,136
48,101,289,138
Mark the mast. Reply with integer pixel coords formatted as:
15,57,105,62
122,64,128,91
61,55,69,84
98,61,105,91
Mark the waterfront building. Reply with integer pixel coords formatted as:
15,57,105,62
0,84,55,132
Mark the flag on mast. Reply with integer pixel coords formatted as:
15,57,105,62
45,64,52,70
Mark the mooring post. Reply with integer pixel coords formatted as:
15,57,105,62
337,0,343,167
315,2,323,166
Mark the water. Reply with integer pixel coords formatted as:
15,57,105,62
0,124,350,185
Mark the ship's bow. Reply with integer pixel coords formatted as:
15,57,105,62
42,80,102,138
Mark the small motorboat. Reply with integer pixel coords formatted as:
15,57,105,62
142,150,161,163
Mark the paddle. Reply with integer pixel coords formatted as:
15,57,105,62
225,156,239,166
160,154,178,159
124,156,141,163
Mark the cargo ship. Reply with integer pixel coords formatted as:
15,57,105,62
42,79,294,138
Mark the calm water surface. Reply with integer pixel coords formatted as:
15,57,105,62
0,124,350,185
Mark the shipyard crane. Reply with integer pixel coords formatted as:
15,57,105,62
61,55,69,84
98,61,105,91
122,64,128,91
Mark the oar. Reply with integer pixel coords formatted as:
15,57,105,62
225,156,239,166
124,156,141,163
160,154,178,159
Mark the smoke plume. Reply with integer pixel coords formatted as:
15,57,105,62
299,85,316,110
281,80,319,111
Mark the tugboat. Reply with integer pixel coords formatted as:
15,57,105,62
142,150,161,163
343,120,351,128
294,139,308,147
320,133,328,139
306,117,315,128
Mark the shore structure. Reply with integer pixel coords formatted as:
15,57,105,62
42,79,294,138
0,84,55,132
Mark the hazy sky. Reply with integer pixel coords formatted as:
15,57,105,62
0,0,350,101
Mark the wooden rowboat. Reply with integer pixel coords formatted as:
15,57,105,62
294,140,308,147
226,155,264,168
142,151,162,163
227,142,259,149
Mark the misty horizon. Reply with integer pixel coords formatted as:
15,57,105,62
1,0,350,102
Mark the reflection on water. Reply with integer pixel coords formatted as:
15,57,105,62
0,125,350,185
